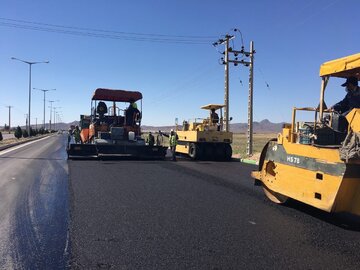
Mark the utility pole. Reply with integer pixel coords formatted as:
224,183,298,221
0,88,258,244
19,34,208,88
35,117,38,131
247,41,255,156
214,34,234,132
5,106,13,133
213,30,255,156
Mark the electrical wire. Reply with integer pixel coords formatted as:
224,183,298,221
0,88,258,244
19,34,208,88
257,68,271,90
0,17,216,44
0,17,217,39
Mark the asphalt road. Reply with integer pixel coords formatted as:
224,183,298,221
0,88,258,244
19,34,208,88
69,157,360,269
0,134,69,269
2,135,360,269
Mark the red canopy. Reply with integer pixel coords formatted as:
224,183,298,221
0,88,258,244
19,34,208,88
92,88,142,102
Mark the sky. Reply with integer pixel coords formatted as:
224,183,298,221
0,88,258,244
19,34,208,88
0,0,359,128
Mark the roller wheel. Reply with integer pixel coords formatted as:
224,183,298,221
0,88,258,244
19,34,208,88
203,144,215,160
189,143,202,160
261,161,288,204
214,144,225,161
262,185,288,204
224,144,232,161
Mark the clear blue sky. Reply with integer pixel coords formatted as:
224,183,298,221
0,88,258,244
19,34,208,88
0,0,358,128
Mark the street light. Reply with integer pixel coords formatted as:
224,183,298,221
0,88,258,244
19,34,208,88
48,100,59,130
33,88,56,129
11,57,49,135
53,106,61,130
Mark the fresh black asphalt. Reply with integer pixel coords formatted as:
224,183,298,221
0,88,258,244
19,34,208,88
2,134,360,269
0,134,69,269
69,158,360,269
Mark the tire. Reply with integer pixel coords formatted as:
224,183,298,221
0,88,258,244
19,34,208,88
224,144,232,161
189,143,204,160
203,143,215,160
189,143,197,159
214,143,225,161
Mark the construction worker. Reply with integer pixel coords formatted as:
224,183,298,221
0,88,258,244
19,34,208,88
147,132,155,146
332,76,360,114
210,108,219,124
67,127,73,147
210,108,220,131
169,129,178,161
160,129,178,161
73,125,81,144
126,100,141,126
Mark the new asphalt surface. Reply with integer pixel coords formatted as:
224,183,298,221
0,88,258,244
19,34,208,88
2,134,360,269
69,157,360,269
0,134,69,269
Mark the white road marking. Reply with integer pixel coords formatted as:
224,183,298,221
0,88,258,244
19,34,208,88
249,221,256,225
0,136,52,156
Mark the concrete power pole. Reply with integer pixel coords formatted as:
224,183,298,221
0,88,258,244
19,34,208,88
214,32,255,156
6,106,13,133
216,34,234,132
246,41,255,156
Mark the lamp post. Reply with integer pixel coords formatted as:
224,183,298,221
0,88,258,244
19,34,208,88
48,100,59,130
11,57,49,135
33,88,55,129
24,114,28,132
53,106,61,130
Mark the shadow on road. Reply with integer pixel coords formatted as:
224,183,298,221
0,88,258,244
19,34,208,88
284,199,360,231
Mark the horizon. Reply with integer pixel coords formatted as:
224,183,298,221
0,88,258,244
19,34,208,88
1,0,358,127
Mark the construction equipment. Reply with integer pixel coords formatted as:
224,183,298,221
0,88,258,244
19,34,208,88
175,104,233,160
67,88,167,159
251,53,360,219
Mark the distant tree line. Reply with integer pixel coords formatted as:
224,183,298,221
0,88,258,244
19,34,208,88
13,126,56,139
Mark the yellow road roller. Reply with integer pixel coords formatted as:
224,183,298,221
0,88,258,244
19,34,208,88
251,53,360,218
176,104,233,160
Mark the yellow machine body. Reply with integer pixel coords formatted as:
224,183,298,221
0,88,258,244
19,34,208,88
251,53,360,218
176,104,233,160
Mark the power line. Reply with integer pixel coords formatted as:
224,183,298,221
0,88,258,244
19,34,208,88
0,17,216,44
0,17,217,39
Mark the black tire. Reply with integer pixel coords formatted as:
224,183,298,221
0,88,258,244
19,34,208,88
214,143,225,161
189,143,204,160
224,144,232,161
203,143,215,160
189,143,197,159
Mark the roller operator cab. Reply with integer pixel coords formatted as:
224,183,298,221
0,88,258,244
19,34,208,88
67,88,167,159
176,104,233,161
251,53,360,220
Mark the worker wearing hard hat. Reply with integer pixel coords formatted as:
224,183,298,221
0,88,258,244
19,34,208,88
160,129,178,161
126,100,141,126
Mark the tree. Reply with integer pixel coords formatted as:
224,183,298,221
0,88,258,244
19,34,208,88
14,126,22,139
30,127,37,136
0,131,3,141
22,129,29,138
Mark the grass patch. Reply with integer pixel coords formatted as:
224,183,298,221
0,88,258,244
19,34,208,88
232,133,277,157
